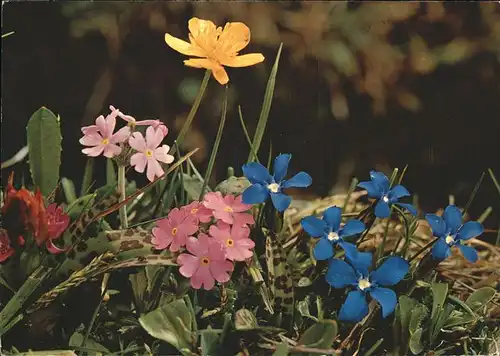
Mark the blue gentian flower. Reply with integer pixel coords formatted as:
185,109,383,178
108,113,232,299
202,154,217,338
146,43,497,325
326,253,409,322
426,205,484,263
301,206,365,261
358,170,417,218
242,154,312,212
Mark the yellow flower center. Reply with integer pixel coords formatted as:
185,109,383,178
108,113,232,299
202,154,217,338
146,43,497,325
102,138,109,145
358,278,372,291
382,195,390,203
268,183,280,193
201,257,210,265
145,150,153,158
445,235,455,245
224,206,233,212
327,232,339,241
191,208,199,214
172,228,178,236
226,238,234,247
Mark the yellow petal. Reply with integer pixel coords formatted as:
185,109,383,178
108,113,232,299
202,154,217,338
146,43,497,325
220,53,265,68
216,22,250,57
184,58,229,85
188,17,220,53
164,33,205,57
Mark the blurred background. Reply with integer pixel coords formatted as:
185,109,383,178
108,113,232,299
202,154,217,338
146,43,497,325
2,2,500,227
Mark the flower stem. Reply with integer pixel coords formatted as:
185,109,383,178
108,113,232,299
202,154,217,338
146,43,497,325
117,165,128,229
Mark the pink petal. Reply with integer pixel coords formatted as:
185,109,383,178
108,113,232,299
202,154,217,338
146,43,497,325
151,226,173,250
46,203,58,214
210,260,233,283
233,213,255,226
212,210,234,225
197,206,213,223
191,266,215,290
130,153,147,173
145,126,164,150
105,113,117,137
230,195,253,212
146,158,163,182
203,192,226,211
156,217,172,232
208,238,227,261
129,132,147,152
46,240,67,255
169,234,187,252
187,234,209,256
81,125,99,135
235,238,255,250
231,224,250,240
110,126,131,144
95,115,108,137
0,248,15,263
82,145,104,157
102,144,122,158
177,254,200,278
168,208,184,225
178,215,199,236
79,132,103,146
155,145,175,164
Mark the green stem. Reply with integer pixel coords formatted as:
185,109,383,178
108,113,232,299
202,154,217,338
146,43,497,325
118,165,128,228
171,69,211,156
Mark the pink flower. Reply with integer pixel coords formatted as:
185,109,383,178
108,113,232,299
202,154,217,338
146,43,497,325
203,192,255,226
129,126,175,182
0,229,15,263
152,208,198,252
177,233,234,290
112,105,168,136
181,201,212,224
80,108,131,158
45,203,70,254
209,221,255,261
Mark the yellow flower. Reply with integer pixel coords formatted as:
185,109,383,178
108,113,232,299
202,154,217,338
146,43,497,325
164,17,265,85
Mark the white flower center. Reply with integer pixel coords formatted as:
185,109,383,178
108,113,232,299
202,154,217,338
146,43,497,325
327,232,339,241
445,235,455,245
358,278,372,291
382,195,389,203
268,183,280,193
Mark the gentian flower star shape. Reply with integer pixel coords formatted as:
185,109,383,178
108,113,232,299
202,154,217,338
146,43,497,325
326,253,409,322
301,206,365,261
357,170,417,218
242,154,312,212
426,205,484,263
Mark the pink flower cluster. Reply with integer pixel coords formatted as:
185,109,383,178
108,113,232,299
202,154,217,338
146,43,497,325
79,106,174,182
152,192,256,290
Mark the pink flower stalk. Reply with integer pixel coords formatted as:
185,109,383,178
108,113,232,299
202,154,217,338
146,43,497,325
152,208,198,252
112,105,168,136
45,203,70,254
181,201,213,224
129,126,175,182
203,192,255,226
0,229,15,263
209,221,255,261
177,233,234,290
80,108,131,158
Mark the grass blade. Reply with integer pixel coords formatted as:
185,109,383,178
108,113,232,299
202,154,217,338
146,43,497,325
463,172,485,217
80,158,94,197
106,158,117,186
238,106,260,163
0,145,29,170
61,177,77,204
488,168,500,196
247,43,283,163
199,87,229,200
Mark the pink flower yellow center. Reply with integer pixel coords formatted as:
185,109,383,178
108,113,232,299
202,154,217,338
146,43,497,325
171,228,178,235
226,238,234,247
102,138,109,145
224,206,233,212
201,257,210,265
191,208,199,214
145,149,153,158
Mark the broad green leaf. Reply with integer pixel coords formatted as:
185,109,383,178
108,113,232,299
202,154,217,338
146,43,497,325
215,176,251,195
409,303,429,335
200,326,220,356
247,43,283,163
26,107,62,196
465,287,496,312
273,342,289,356
69,332,109,353
409,327,424,355
431,282,448,324
296,319,338,350
139,299,196,355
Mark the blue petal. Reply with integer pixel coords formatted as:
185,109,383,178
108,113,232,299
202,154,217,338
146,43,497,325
273,154,291,183
357,181,382,198
457,221,484,241
242,184,269,205
388,185,410,200
370,256,409,286
425,214,446,237
270,192,292,212
339,290,369,322
370,287,398,318
443,205,462,234
301,216,327,237
339,241,359,262
242,162,272,184
375,199,391,218
325,258,358,288
323,206,342,231
396,203,417,216
281,171,312,189
313,238,335,260
340,219,365,237
370,171,390,193
458,244,478,263
431,238,452,260
347,251,373,276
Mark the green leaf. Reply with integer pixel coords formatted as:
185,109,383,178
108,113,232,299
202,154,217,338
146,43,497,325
296,319,338,351
465,287,496,312
69,332,110,353
409,327,424,355
26,107,62,196
139,299,196,355
1,145,29,170
234,308,259,330
272,342,289,356
199,87,228,200
215,176,251,195
247,43,283,163
200,326,220,356
106,158,117,186
431,282,448,325
80,157,94,196
61,177,77,204
296,297,318,322
409,303,429,335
